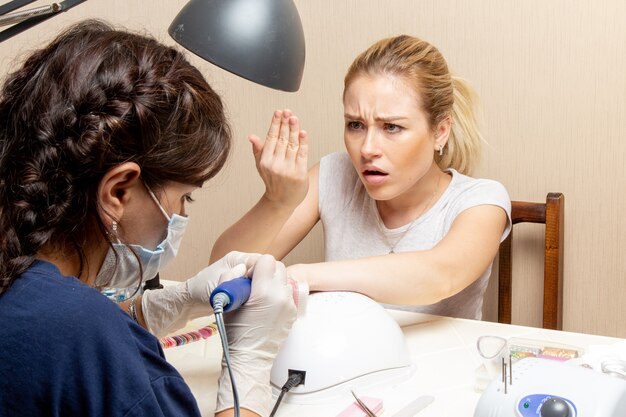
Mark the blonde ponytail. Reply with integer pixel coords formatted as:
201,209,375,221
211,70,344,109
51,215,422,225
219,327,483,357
439,76,483,175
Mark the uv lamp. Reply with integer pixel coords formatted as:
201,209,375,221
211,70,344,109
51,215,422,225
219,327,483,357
270,291,414,404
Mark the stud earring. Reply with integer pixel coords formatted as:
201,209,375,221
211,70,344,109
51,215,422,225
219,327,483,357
438,144,443,156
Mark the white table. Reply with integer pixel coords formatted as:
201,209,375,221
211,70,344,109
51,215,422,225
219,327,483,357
164,310,622,416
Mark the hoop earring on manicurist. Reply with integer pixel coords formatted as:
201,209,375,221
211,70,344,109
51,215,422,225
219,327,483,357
438,144,443,156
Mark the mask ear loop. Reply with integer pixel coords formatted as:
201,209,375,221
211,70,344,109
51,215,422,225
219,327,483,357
145,184,172,222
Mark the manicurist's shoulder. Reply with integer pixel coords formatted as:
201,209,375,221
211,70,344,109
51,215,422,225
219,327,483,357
0,260,199,417
14,260,129,328
1,260,156,364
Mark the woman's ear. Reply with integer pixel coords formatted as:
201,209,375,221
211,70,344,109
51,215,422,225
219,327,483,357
97,162,142,228
434,116,452,149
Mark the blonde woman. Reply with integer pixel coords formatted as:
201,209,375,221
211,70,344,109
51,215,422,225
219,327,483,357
212,35,511,320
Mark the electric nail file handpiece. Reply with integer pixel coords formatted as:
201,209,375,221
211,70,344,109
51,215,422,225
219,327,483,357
210,276,308,313
210,277,252,312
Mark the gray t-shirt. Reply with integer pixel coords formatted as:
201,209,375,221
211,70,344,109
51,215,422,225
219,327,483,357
318,152,512,320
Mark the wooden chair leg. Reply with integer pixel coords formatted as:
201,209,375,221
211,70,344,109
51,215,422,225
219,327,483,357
542,193,564,330
498,233,513,324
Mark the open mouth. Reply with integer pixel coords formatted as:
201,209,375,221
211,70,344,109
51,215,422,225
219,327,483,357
363,169,388,176
362,169,389,184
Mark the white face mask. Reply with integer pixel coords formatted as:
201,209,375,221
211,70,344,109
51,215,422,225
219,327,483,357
96,185,189,289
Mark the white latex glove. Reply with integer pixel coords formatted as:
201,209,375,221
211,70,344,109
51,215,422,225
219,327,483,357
216,255,297,417
142,251,259,338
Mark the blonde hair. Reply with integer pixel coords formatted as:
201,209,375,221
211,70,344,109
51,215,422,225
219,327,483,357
344,35,483,175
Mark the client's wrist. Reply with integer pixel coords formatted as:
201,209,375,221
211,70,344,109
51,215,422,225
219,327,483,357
286,263,313,289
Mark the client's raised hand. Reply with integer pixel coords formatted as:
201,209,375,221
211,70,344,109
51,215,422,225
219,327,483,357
249,109,309,210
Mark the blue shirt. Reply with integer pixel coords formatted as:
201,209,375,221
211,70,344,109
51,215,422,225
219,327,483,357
0,260,201,417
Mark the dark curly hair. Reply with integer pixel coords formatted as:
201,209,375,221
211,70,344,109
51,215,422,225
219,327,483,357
0,20,232,294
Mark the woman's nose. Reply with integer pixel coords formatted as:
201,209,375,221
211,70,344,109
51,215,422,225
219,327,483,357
360,131,382,158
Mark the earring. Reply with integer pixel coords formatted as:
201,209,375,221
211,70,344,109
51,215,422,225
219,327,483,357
111,221,118,235
438,144,443,156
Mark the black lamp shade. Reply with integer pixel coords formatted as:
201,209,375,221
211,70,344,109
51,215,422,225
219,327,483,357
169,0,305,92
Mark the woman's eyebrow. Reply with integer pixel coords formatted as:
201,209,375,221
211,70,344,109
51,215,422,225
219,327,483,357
376,116,409,123
343,113,409,122
344,113,409,123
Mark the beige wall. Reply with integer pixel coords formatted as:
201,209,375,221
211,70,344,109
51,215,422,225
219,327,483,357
2,1,625,337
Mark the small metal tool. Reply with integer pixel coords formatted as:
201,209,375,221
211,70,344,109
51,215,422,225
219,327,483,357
351,390,378,417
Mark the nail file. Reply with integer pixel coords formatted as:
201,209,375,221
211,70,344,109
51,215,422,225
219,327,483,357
390,395,434,417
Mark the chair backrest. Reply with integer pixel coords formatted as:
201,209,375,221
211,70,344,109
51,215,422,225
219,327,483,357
498,192,564,330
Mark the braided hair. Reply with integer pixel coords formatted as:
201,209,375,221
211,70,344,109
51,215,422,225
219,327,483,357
0,20,232,294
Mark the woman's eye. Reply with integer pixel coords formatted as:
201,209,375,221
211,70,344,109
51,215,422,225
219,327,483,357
183,194,195,203
384,123,403,133
346,121,364,131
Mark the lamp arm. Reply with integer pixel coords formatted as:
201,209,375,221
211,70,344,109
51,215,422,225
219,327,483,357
0,0,87,43
0,3,61,27
0,0,38,16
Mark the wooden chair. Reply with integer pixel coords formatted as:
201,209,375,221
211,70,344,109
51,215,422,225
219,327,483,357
498,192,564,330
